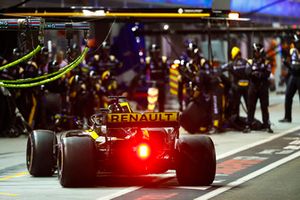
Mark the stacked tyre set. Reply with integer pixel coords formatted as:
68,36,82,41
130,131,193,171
27,130,216,187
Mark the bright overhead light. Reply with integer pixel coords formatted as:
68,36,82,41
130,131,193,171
95,10,105,16
228,12,240,19
82,9,105,16
178,8,184,14
82,10,93,16
163,24,169,30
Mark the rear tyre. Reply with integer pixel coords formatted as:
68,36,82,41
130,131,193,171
58,136,96,187
26,130,57,176
176,135,216,186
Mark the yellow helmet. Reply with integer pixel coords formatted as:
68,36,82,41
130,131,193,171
101,70,110,80
231,46,241,60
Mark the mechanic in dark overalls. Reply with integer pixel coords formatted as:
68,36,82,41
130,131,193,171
97,41,122,77
38,52,67,129
86,69,102,110
67,44,94,119
177,41,198,111
244,43,273,133
22,59,40,128
9,48,25,79
9,48,39,128
222,46,249,129
99,70,119,108
196,57,212,131
145,44,169,112
279,34,300,123
208,60,225,134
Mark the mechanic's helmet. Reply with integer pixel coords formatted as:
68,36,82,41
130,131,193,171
186,41,197,50
253,43,265,58
108,103,124,113
71,43,80,52
72,43,80,50
39,47,49,63
193,47,201,57
149,43,160,52
69,75,80,86
292,33,300,49
149,44,161,58
25,61,38,78
89,70,97,79
93,54,100,62
89,70,100,84
200,58,207,69
101,41,110,50
100,41,110,58
12,48,21,58
70,75,85,91
231,46,241,60
293,33,300,43
101,70,111,81
49,59,60,73
186,41,198,57
87,54,100,68
41,47,49,56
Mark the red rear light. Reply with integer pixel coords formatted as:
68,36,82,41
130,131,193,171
137,143,150,160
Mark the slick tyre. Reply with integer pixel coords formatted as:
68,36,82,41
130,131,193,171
176,135,216,186
26,130,57,177
58,136,96,187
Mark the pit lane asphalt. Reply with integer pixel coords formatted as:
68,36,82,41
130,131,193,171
211,157,300,200
1,92,300,200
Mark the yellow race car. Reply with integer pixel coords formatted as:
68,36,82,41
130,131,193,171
26,96,216,187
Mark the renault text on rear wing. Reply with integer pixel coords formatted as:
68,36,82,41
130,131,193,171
107,112,180,128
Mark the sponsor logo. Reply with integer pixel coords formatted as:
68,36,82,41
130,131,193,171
107,112,178,123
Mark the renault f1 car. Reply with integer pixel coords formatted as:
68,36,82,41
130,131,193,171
26,96,216,187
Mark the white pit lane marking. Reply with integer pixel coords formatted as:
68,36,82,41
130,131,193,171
216,125,300,160
195,126,300,200
176,186,211,191
97,187,140,200
195,150,300,200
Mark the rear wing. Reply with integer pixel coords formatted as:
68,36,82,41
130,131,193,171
106,112,180,128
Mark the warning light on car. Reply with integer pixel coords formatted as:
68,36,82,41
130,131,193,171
137,143,150,160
